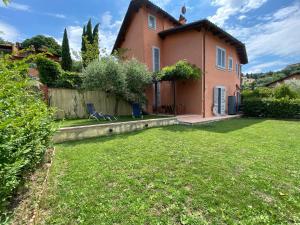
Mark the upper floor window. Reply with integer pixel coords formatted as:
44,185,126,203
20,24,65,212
152,47,160,72
148,14,156,30
216,46,226,69
228,57,233,71
236,63,240,77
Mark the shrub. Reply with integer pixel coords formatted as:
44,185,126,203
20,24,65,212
242,87,273,99
285,80,300,97
55,71,82,89
124,58,152,103
36,56,61,87
0,57,54,217
243,98,300,118
274,84,298,99
159,60,201,81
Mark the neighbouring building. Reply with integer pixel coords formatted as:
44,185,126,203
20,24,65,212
0,42,60,80
265,73,300,88
112,0,248,117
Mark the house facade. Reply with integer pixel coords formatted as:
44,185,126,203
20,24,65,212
113,0,248,117
265,73,300,88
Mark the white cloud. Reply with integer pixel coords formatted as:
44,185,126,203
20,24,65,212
238,15,247,20
209,0,267,26
45,13,66,19
101,11,122,29
227,3,300,61
0,2,30,11
0,20,19,41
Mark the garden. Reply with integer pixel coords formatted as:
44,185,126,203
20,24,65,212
37,119,300,224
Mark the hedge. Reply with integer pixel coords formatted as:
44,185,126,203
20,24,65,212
0,57,54,218
242,98,300,118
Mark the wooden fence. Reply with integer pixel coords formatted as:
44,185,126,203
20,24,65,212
48,88,132,119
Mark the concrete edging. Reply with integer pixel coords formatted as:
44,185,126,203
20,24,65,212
53,117,179,143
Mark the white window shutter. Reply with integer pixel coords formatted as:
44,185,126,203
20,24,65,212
221,87,226,115
213,87,219,115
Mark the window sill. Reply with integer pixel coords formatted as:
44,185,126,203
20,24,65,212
216,66,226,71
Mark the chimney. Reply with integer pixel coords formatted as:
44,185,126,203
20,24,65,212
178,5,187,25
179,14,187,25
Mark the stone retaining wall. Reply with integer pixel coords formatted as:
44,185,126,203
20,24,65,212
54,117,178,143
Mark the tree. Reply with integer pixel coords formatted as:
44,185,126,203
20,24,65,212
86,19,93,44
61,28,72,71
92,23,100,58
81,26,86,54
81,19,100,67
2,0,10,5
82,57,126,114
124,58,152,103
22,35,62,56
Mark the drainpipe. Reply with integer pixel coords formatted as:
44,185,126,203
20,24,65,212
202,30,206,118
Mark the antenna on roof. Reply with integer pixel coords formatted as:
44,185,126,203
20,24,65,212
181,4,186,15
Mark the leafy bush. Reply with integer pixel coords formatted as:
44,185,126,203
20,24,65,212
36,56,61,87
274,84,298,99
124,58,152,103
242,87,273,99
82,57,152,102
159,60,201,81
36,55,82,88
22,35,61,56
55,71,82,89
0,56,54,217
243,98,300,118
285,80,300,96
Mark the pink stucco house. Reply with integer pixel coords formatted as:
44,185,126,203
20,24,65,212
112,0,248,117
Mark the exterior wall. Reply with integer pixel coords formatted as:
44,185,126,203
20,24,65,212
48,88,132,119
120,9,145,61
268,74,300,88
162,30,204,114
204,32,241,117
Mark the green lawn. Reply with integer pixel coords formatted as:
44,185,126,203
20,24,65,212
41,118,300,224
55,115,171,128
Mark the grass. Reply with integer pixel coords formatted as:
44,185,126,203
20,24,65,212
55,115,171,128
40,118,300,224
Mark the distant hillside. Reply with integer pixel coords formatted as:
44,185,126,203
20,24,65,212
244,63,300,88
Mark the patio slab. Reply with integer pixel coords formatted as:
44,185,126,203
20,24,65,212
177,114,242,125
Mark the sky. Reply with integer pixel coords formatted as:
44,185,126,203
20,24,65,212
0,0,300,73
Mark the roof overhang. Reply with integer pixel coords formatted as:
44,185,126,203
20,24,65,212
112,0,181,53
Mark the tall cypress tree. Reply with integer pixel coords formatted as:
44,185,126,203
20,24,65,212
86,19,93,44
92,23,100,59
81,25,86,53
61,28,72,71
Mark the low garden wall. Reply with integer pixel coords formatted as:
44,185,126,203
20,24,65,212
48,88,132,119
53,117,178,143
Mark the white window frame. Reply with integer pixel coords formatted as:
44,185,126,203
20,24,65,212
228,56,233,71
236,63,239,76
216,46,226,69
152,46,160,72
148,14,156,30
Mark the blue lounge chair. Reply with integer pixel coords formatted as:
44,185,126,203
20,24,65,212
132,103,143,119
86,103,117,121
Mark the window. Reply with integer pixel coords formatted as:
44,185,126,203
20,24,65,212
236,63,240,77
148,14,156,29
228,57,233,71
152,47,160,72
216,46,226,69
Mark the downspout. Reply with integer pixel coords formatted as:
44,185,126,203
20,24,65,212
202,30,206,118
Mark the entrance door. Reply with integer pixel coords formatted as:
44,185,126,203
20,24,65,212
214,86,226,115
